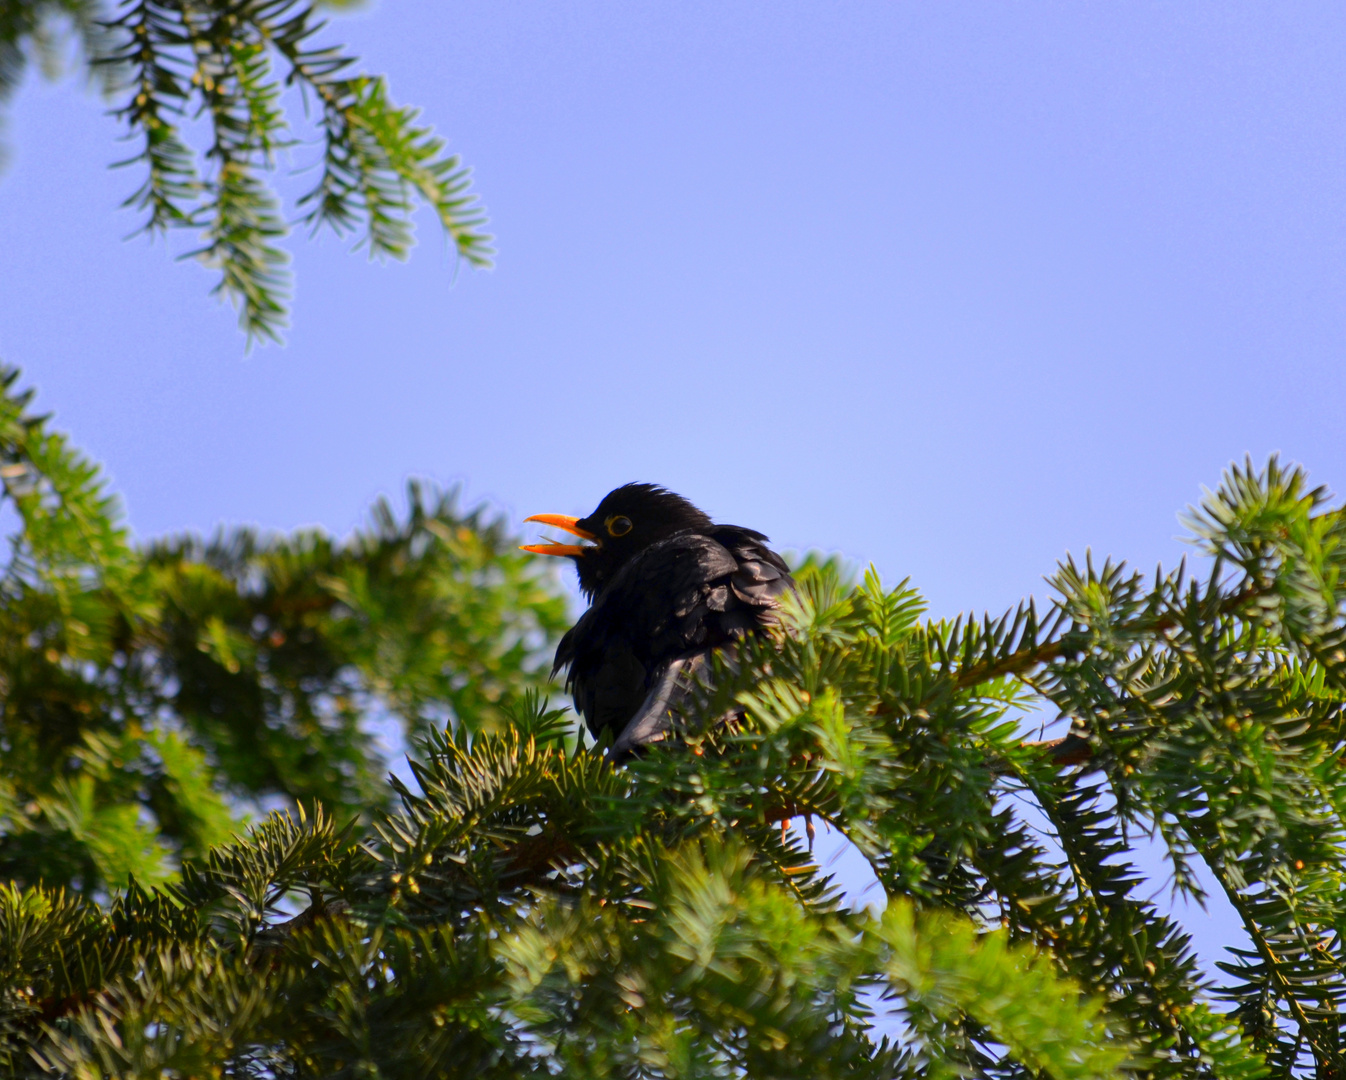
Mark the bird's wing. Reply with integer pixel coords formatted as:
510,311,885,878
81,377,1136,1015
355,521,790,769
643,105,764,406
558,531,794,748
555,627,647,739
556,534,734,738
607,654,702,758
708,525,794,628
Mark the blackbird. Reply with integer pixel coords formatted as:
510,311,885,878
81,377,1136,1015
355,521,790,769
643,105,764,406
522,483,794,756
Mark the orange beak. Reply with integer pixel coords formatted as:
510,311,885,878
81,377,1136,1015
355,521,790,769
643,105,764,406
520,513,599,557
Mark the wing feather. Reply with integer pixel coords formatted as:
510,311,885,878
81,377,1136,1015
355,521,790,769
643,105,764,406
557,527,794,747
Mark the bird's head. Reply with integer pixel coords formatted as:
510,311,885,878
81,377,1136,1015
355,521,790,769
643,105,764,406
522,483,713,597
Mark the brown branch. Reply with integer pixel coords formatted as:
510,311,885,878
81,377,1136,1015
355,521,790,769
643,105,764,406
250,888,350,954
952,584,1264,693
955,637,1077,692
1019,731,1094,769
498,828,578,882
958,585,1269,775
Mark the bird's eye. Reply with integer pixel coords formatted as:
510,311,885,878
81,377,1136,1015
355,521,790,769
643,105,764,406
606,515,633,537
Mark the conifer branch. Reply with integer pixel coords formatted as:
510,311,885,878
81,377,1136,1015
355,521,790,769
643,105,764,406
4,0,490,342
954,583,1265,693
1204,849,1335,1074
0,385,1331,1080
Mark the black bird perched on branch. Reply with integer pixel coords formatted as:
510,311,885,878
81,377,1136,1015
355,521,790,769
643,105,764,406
522,484,794,757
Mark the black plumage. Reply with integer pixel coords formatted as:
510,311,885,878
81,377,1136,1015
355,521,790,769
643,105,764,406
522,484,794,755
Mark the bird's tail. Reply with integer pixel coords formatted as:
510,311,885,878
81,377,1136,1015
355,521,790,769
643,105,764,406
609,649,741,760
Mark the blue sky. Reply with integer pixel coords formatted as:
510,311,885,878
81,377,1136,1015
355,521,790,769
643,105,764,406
3,0,1345,972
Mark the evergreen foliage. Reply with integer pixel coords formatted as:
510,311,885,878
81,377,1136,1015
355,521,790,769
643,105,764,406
0,365,1343,1076
0,366,566,896
0,0,490,341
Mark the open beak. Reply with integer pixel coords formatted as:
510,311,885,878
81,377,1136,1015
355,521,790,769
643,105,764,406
520,513,599,558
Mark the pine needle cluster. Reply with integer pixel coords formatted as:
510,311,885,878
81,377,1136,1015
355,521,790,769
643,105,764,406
0,365,566,896
0,0,490,341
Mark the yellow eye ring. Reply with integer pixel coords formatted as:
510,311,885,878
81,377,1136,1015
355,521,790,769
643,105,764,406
606,515,633,537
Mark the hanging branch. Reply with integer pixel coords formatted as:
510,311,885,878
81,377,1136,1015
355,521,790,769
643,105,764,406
0,0,495,343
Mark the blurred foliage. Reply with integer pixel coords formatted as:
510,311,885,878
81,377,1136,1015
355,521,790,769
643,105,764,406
0,365,567,897
0,0,491,342
1,366,1345,1075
